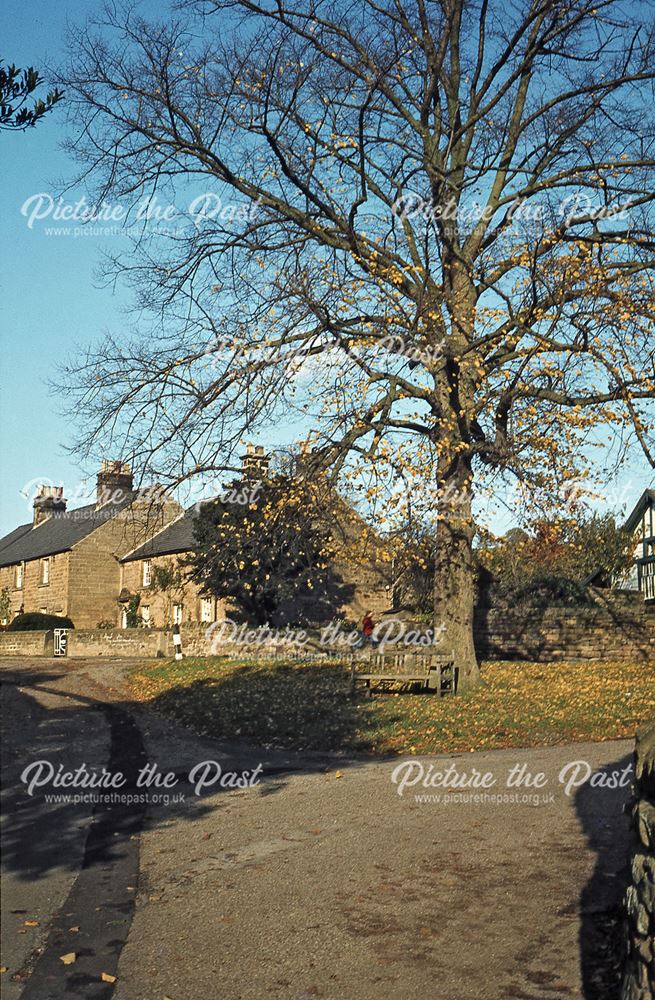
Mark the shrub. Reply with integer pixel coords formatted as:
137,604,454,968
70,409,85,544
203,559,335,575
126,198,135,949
124,594,142,628
476,512,634,602
96,620,115,629
0,586,11,625
8,612,75,631
509,575,592,607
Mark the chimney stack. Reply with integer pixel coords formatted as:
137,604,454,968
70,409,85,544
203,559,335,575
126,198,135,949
33,485,67,526
240,443,269,479
96,460,134,507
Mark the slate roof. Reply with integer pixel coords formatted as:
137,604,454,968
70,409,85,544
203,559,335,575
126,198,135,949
0,500,130,568
121,509,197,562
0,522,33,556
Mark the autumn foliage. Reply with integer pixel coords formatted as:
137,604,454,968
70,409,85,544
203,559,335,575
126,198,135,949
187,475,354,625
59,0,655,685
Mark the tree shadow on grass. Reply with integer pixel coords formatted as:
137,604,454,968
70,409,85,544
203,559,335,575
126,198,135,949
574,752,634,1000
147,659,406,753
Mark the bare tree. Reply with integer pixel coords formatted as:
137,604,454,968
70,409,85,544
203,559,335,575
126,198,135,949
59,0,655,686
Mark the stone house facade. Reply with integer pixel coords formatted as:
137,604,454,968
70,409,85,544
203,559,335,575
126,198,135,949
118,481,393,630
0,451,393,629
119,512,227,629
0,463,182,628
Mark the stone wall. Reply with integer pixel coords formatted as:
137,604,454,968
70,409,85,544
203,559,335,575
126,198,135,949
474,590,655,662
621,721,655,999
2,589,653,663
0,630,54,656
178,622,298,658
0,624,303,659
66,628,172,658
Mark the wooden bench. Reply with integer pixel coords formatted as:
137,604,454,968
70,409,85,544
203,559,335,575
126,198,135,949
348,649,457,696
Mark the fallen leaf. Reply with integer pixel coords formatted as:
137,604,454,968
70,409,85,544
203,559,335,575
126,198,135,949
59,953,76,965
334,771,343,779
0,967,8,974
23,920,39,927
101,972,117,983
68,927,80,933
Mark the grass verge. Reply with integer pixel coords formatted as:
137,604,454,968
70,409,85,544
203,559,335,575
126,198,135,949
127,656,654,755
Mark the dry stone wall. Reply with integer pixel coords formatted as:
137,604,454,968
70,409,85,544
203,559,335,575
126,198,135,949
621,721,655,999
474,591,654,662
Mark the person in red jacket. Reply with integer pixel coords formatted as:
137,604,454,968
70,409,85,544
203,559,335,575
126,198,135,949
362,612,375,642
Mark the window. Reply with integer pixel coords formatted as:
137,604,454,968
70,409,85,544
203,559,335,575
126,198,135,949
41,558,50,585
15,563,23,589
141,604,151,627
142,560,151,587
200,598,213,623
40,606,47,614
173,603,183,625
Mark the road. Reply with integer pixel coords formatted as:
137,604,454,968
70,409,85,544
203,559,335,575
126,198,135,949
1,657,635,999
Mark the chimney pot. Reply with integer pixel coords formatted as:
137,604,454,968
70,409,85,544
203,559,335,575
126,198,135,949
240,443,269,479
33,484,67,526
96,460,134,507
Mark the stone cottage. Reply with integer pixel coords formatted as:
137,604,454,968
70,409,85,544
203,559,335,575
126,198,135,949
119,509,224,628
118,447,393,629
0,450,393,629
0,462,181,628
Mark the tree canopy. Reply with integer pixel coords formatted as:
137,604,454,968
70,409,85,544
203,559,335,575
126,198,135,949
477,510,635,602
0,62,63,130
187,475,354,625
58,0,655,684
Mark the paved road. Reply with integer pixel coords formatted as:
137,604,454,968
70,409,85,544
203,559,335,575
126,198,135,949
1,657,635,999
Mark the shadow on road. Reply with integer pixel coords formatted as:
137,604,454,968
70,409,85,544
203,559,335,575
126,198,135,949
0,662,639,1000
575,752,633,1000
0,663,380,883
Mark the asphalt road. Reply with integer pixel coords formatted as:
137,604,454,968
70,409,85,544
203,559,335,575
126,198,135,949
0,657,636,1000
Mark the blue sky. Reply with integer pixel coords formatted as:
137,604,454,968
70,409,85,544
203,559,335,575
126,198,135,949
1,0,166,533
1,0,652,537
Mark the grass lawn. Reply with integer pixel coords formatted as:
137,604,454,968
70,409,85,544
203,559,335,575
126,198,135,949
127,656,655,755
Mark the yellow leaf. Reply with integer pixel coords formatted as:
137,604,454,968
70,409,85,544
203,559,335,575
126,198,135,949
101,973,117,983
59,953,76,965
334,770,343,779
24,920,39,927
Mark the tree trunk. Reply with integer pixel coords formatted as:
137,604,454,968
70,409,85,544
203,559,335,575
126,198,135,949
433,461,479,690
